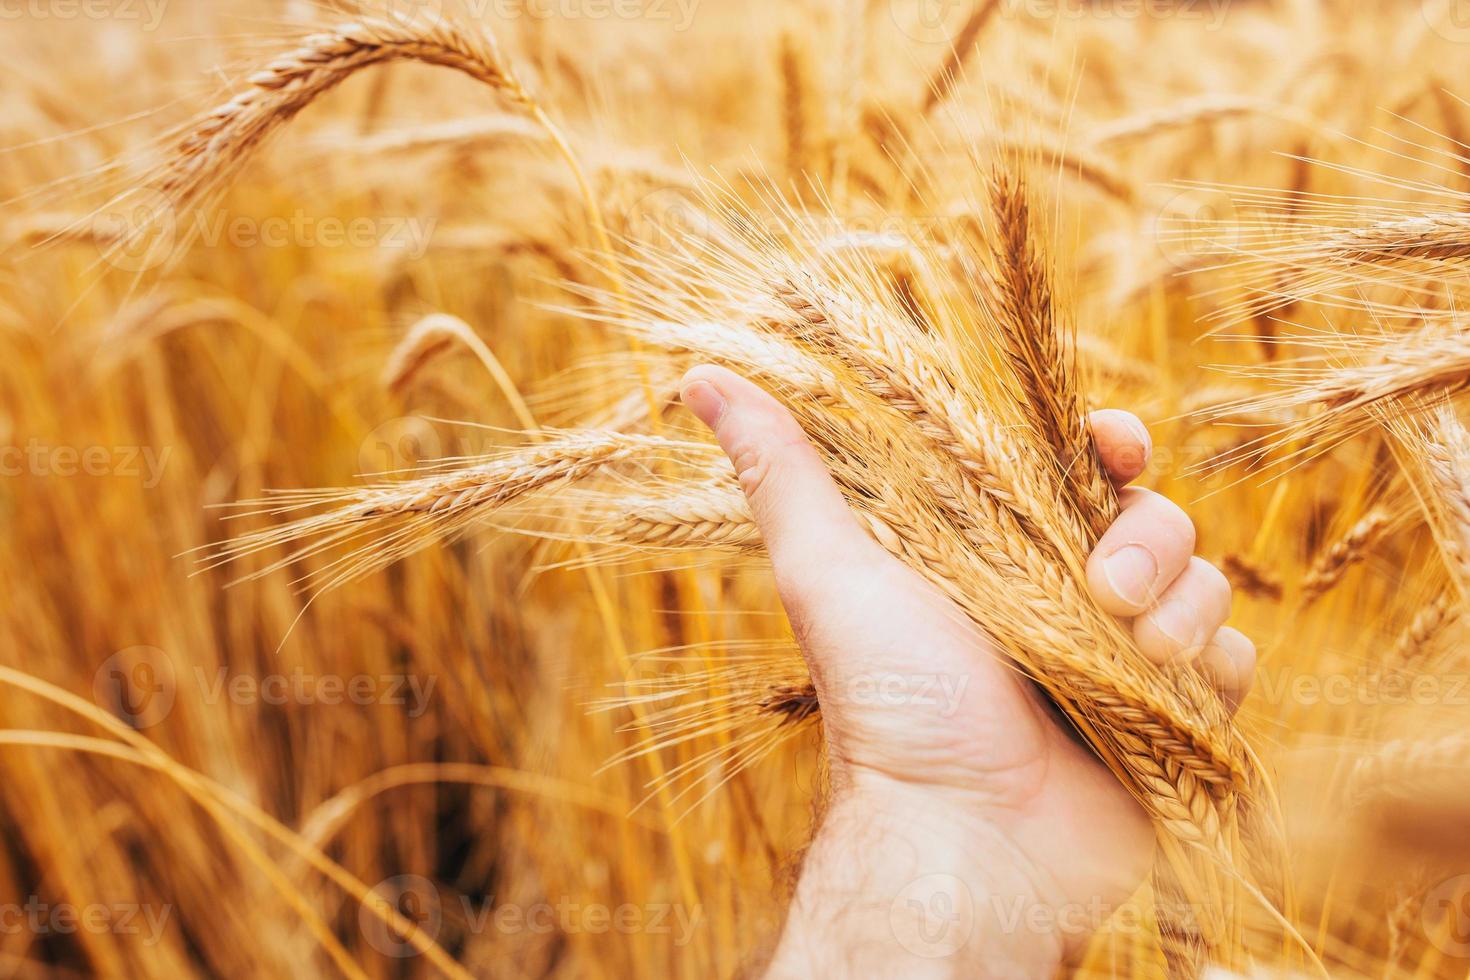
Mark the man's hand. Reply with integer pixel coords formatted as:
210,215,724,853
678,365,1256,979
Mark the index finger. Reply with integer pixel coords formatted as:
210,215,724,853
1089,409,1152,486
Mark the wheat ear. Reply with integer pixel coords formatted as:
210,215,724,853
1299,506,1394,603
1386,590,1459,670
153,16,535,213
990,172,1118,540
779,34,809,181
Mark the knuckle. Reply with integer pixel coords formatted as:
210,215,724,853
1195,557,1233,608
1161,500,1198,554
731,440,774,500
731,434,809,504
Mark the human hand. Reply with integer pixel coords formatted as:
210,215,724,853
678,364,1256,978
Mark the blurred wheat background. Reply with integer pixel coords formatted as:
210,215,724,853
5,0,1470,976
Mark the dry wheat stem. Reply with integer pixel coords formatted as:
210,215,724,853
779,34,809,181
137,11,637,347
1085,96,1317,148
703,320,1261,853
921,0,1004,114
763,272,1089,561
605,218,1271,868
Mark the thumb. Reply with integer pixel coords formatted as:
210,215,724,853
679,365,883,595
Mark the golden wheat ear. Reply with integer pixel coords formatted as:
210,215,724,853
197,432,733,592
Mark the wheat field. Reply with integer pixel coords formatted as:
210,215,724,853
4,0,1470,976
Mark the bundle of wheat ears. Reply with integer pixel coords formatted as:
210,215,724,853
109,9,1293,970
20,0,1470,976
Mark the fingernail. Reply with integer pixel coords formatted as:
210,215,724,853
680,379,727,430
1151,596,1204,654
1102,544,1159,608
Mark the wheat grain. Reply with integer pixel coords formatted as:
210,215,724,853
201,432,723,588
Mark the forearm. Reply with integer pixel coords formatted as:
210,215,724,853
763,784,1065,980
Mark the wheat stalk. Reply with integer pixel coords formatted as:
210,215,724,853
1420,408,1470,596
921,0,1004,114
1085,96,1317,148
1303,213,1470,265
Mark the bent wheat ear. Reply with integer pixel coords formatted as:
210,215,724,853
154,15,533,214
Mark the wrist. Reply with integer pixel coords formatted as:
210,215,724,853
765,778,1066,979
